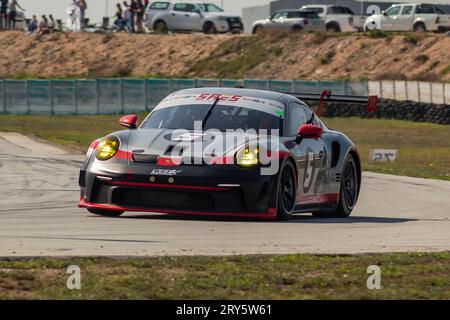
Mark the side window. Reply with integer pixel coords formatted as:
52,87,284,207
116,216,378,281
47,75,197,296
386,6,401,16
174,3,196,12
402,6,413,15
150,2,169,10
272,12,288,20
416,5,435,14
330,6,347,15
288,103,308,136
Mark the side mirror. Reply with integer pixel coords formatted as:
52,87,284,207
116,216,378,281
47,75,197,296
296,124,323,144
195,9,202,15
382,11,387,16
119,115,138,129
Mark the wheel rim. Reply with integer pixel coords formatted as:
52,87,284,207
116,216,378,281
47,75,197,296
342,160,357,209
280,166,295,213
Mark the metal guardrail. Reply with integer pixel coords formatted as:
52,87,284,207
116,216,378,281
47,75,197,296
0,78,447,115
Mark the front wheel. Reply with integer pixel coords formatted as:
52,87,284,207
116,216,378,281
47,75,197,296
276,161,297,221
88,209,124,217
203,22,217,34
413,23,426,32
313,154,358,218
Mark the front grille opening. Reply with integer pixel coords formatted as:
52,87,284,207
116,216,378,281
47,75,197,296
112,188,214,210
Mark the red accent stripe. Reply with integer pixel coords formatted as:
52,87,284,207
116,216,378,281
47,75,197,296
157,156,182,166
114,149,131,160
108,181,230,191
79,199,277,220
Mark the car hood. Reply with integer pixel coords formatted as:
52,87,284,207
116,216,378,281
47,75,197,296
253,18,270,25
127,128,262,160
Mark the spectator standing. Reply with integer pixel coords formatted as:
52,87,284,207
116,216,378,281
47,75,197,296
129,0,138,33
77,0,87,30
0,0,8,30
123,1,131,32
48,14,55,32
144,0,149,10
36,14,49,37
135,0,144,33
8,0,25,30
27,14,37,35
114,3,124,31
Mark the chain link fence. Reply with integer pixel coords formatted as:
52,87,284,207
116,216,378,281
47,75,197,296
0,78,448,115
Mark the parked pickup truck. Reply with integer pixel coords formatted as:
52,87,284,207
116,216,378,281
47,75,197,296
364,3,450,32
299,4,366,32
145,1,243,34
252,9,325,34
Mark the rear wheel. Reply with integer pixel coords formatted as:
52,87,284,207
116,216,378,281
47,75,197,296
88,209,124,217
291,25,303,32
154,20,168,33
313,154,358,218
203,22,217,34
326,22,341,32
413,22,426,32
276,161,297,221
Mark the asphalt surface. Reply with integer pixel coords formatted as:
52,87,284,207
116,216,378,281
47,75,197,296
0,132,449,257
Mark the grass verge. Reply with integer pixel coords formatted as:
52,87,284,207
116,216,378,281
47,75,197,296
0,115,448,180
0,252,448,299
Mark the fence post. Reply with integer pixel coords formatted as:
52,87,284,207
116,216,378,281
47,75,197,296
49,80,54,115
393,80,397,100
417,82,421,103
74,80,79,115
119,78,124,114
25,80,30,114
379,80,383,99
144,79,148,111
429,82,433,104
443,83,446,105
96,79,100,115
404,81,408,101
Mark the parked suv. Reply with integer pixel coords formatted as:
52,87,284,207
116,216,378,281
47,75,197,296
145,1,243,34
364,3,450,32
300,5,365,32
252,9,325,34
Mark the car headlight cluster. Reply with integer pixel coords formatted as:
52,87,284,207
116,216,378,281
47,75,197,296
236,146,259,167
95,136,120,161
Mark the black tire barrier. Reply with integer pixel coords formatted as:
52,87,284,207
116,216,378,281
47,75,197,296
322,99,450,125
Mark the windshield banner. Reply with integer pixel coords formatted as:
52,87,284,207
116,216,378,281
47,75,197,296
154,93,285,118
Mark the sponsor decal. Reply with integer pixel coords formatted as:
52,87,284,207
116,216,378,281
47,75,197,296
151,169,182,176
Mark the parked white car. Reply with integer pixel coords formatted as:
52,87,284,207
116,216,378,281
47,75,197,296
252,9,325,34
300,5,365,32
364,3,450,32
145,1,243,34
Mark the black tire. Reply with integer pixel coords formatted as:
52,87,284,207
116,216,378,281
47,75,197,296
291,25,303,32
312,154,358,218
276,160,297,221
413,22,426,32
88,209,124,217
252,25,263,35
203,22,217,34
326,22,341,32
154,20,168,33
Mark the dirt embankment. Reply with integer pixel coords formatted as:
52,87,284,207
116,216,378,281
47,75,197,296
0,31,449,81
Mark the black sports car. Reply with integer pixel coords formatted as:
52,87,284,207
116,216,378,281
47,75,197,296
79,88,376,220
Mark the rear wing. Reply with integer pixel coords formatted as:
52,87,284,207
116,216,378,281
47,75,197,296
285,90,378,117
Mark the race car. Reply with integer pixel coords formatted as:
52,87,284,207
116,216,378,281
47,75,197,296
79,88,377,220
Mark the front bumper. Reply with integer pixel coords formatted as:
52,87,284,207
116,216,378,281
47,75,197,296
79,165,277,219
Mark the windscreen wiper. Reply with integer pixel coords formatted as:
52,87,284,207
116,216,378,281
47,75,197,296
201,97,220,131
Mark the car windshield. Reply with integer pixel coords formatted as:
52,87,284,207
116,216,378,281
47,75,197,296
141,104,282,132
198,3,224,12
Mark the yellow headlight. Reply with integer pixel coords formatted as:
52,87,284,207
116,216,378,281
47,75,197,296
236,146,259,166
95,136,120,161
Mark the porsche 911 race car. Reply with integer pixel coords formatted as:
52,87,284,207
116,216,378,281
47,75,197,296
79,88,377,220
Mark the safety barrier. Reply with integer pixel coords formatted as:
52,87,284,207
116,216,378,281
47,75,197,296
0,78,448,115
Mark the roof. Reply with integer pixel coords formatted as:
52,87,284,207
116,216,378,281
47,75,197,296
174,87,287,102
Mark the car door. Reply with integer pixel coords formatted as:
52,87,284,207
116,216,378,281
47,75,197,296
287,103,326,205
381,5,401,30
394,5,414,30
266,11,289,29
171,3,195,30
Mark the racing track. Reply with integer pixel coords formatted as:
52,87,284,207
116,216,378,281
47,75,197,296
0,132,449,257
